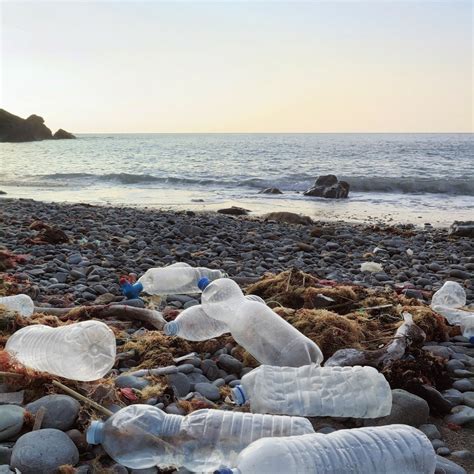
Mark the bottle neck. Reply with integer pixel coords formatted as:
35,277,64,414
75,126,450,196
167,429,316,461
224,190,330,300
161,413,183,436
164,320,180,336
231,385,248,406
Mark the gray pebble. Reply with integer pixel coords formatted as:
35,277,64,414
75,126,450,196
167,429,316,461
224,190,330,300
446,359,465,372
167,373,191,397
437,447,451,456
0,405,24,441
164,403,186,416
463,391,474,408
217,354,243,374
435,455,467,474
194,382,221,401
115,375,150,391
177,364,195,374
445,405,474,426
431,439,446,450
452,379,474,392
26,395,80,431
451,450,474,461
11,428,79,473
419,424,441,440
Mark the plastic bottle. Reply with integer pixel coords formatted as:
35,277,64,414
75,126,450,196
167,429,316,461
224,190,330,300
0,294,34,317
86,404,314,471
232,364,392,418
121,262,225,298
163,294,265,341
200,278,323,366
431,281,473,342
216,424,436,474
5,320,116,381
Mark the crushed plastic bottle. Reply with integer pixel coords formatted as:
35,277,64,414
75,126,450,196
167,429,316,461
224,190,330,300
431,281,473,342
163,294,265,341
232,364,392,418
86,404,314,471
216,424,436,474
5,320,116,381
121,262,225,298
0,294,34,317
200,278,323,366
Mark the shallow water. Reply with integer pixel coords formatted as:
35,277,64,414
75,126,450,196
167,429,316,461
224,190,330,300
1,133,472,225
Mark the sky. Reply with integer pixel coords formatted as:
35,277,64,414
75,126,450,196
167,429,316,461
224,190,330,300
1,1,472,133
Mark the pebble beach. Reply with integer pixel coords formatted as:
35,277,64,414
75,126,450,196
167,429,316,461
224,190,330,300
0,197,473,473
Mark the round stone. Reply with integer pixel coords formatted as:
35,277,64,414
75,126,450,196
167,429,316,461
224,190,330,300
194,382,221,401
11,428,79,473
0,405,25,441
26,395,80,431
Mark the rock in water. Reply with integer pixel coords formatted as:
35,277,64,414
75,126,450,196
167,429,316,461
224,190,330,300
259,187,283,194
304,174,350,199
0,109,52,142
53,128,76,139
11,429,79,473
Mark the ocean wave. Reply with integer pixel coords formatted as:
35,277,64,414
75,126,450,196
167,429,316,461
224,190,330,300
4,173,473,196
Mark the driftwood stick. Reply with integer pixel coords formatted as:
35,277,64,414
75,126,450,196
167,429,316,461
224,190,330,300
0,371,24,379
52,380,113,417
34,304,166,329
32,406,46,431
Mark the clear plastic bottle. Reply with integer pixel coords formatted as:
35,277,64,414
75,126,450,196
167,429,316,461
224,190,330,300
121,262,225,298
232,364,392,418
431,281,473,341
0,294,34,317
164,295,265,341
201,279,323,367
216,424,436,474
86,404,314,471
5,320,116,381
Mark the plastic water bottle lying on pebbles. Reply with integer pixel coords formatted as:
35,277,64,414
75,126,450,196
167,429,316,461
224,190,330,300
200,278,323,366
86,404,314,471
0,294,35,317
5,320,116,381
215,425,436,474
232,364,392,418
164,294,265,340
121,262,226,298
431,281,473,342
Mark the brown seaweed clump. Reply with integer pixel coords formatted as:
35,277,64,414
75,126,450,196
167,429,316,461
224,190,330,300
274,307,366,357
404,306,450,342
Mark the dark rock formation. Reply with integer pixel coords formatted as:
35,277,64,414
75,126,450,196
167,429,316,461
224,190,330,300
449,221,474,238
0,109,74,142
304,175,350,199
263,212,313,225
53,129,76,139
217,206,250,216
259,187,283,194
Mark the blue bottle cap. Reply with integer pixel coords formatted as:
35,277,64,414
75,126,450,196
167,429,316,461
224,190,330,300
231,385,247,406
120,281,144,299
470,336,474,345
86,420,105,445
214,469,234,474
164,321,178,336
198,277,210,291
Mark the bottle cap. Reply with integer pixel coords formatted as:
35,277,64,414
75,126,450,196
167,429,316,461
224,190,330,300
213,469,234,474
231,385,247,405
164,321,178,336
120,281,144,299
86,420,105,445
198,277,210,291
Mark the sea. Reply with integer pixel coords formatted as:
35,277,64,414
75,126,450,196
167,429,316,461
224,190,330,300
1,133,473,226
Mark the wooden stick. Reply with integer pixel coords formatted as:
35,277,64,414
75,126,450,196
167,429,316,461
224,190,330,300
0,371,24,379
52,380,113,417
32,406,46,431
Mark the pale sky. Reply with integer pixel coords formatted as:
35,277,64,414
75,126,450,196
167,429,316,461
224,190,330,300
1,1,472,133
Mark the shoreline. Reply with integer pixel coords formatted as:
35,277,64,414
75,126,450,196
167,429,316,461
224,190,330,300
1,198,472,306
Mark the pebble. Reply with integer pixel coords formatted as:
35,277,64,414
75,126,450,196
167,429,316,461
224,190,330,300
0,447,12,465
164,403,186,416
177,364,195,374
442,389,464,406
183,299,199,309
451,450,474,461
422,345,453,359
446,360,465,372
201,360,219,381
435,455,467,474
217,354,243,374
445,405,474,426
418,424,441,440
115,375,150,391
167,373,191,397
11,429,79,473
431,439,446,450
462,391,474,408
194,382,221,401
364,389,429,427
26,394,80,431
0,405,24,441
437,447,451,456
452,379,474,392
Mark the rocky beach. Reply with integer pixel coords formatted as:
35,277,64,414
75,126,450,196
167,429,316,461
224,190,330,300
0,197,473,473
